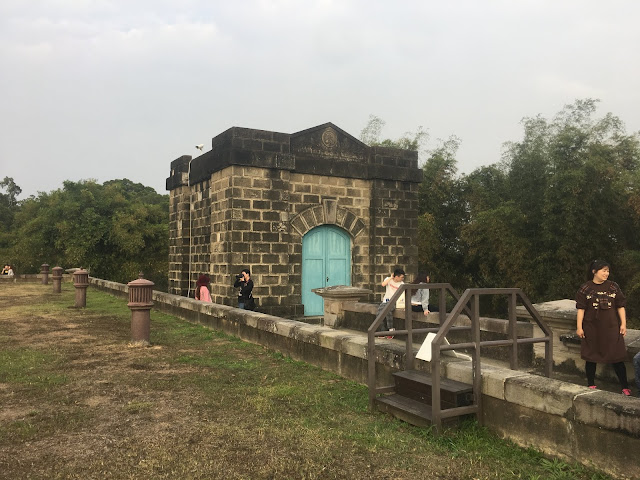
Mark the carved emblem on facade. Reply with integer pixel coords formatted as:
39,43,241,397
321,127,338,149
272,221,288,233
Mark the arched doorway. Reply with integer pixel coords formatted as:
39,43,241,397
301,225,351,316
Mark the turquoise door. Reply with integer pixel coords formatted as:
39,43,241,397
301,225,351,316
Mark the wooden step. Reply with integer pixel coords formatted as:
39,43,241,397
375,394,461,428
393,370,473,409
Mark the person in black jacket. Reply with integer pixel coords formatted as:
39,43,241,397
233,268,254,310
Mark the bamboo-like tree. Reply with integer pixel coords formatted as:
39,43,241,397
7,179,169,290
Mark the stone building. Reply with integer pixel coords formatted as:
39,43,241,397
165,123,422,317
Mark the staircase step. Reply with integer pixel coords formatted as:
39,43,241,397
375,394,461,428
393,370,473,408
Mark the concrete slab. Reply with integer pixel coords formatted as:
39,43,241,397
273,319,305,337
504,374,586,416
573,389,640,435
290,324,323,345
441,358,473,385
341,335,369,359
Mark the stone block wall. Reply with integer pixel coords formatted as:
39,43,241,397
168,184,190,294
370,177,420,284
209,165,297,316
288,172,373,299
168,179,212,297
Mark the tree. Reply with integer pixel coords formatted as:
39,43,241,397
469,99,640,319
360,114,429,162
418,136,469,287
0,177,21,207
359,115,465,285
0,177,22,256
0,176,21,228
8,179,169,290
360,104,640,323
503,100,640,299
359,114,386,146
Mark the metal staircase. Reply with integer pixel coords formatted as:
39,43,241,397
368,284,553,432
375,370,473,427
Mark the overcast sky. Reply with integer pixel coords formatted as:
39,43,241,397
1,0,639,199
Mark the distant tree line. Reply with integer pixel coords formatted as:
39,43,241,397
363,99,640,324
0,178,169,291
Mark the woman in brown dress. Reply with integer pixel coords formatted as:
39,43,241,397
576,260,631,395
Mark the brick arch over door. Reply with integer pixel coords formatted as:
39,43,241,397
290,199,366,238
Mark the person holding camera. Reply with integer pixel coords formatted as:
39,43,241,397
576,259,631,395
233,268,254,310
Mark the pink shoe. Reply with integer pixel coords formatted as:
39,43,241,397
622,388,632,396
588,385,597,389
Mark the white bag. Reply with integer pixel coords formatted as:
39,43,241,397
416,332,472,362
416,333,437,361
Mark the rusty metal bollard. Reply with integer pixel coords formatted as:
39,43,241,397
52,266,63,294
41,264,50,285
73,268,89,308
127,273,154,345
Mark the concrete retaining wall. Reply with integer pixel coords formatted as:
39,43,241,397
88,277,640,479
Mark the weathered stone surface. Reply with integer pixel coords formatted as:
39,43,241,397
573,389,640,435
516,299,577,321
504,374,585,416
317,329,348,351
442,361,534,401
483,395,640,480
481,365,530,400
273,319,302,337
340,335,368,359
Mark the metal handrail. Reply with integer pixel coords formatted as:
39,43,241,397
367,283,467,409
367,286,554,434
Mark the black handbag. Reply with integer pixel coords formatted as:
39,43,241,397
246,295,256,311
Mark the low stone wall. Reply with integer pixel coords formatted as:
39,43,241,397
88,277,640,479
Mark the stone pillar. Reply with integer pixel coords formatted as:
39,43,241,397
127,273,154,345
516,299,576,365
312,285,372,328
41,264,50,285
52,266,63,294
72,268,89,308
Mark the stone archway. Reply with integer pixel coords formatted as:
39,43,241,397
291,200,366,316
290,199,366,238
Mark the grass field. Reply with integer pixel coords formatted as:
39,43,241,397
0,283,611,479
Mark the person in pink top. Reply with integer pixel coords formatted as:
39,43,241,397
195,274,212,302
